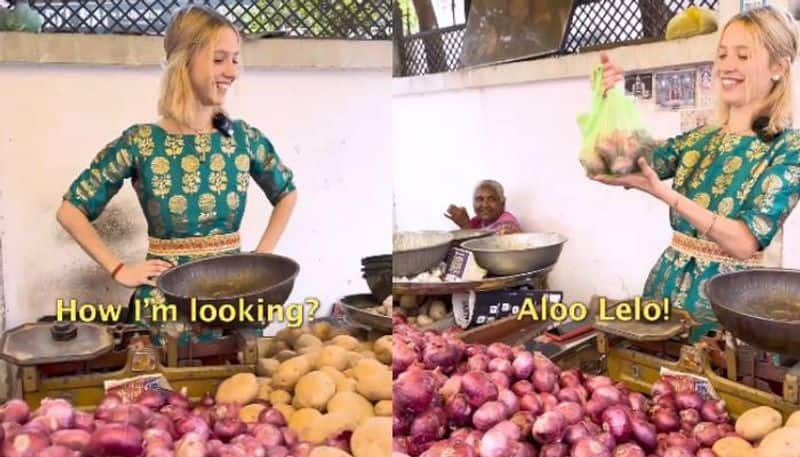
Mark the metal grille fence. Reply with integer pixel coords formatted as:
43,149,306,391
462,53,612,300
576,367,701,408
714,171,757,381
12,0,392,39
397,0,719,77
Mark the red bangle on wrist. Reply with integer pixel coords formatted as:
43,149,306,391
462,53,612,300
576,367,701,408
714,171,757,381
111,262,124,280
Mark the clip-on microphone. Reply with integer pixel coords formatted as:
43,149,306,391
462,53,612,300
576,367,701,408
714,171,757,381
212,112,233,138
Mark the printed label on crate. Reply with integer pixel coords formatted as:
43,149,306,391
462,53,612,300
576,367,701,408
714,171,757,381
453,289,563,329
659,367,720,400
104,374,174,403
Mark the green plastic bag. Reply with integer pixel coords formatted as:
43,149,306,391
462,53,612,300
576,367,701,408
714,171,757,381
577,66,655,176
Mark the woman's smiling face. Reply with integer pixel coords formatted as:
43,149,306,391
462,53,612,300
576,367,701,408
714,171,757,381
189,26,240,108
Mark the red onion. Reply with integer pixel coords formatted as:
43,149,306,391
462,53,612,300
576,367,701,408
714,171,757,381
664,432,699,453
585,398,610,423
512,381,534,396
555,402,583,426
559,369,583,388
136,390,166,410
464,344,484,357
213,418,246,443
651,381,674,398
700,400,728,424
717,423,733,434
654,395,677,411
582,420,601,434
572,437,611,457
109,405,147,429
23,416,57,434
473,402,507,431
652,408,680,433
143,427,173,449
252,423,283,448
147,413,178,440
628,393,649,413
540,443,568,457
191,406,213,425
174,432,207,457
395,368,438,413
85,423,142,457
558,387,586,405
596,432,617,451
420,440,476,457
394,436,411,454
258,408,287,427
445,394,473,427
519,393,542,415
34,398,75,430
533,369,558,393
479,425,514,457
592,386,623,405
72,412,95,433
3,421,23,440
509,411,535,438
232,435,267,457
461,371,499,408
673,393,703,412
497,389,519,416
423,341,461,374
411,409,446,444
1,399,31,424
176,416,210,441
489,358,514,378
662,447,694,457
532,411,566,444
602,405,633,443
211,404,241,423
51,429,91,452
613,443,646,457
513,442,537,457
696,449,716,457
631,418,657,452
159,405,189,423
394,337,419,377
468,354,490,372
166,392,190,409
394,413,412,436
539,393,559,412
584,375,613,393
3,431,50,457
533,352,560,374
280,427,298,447
487,343,513,360
512,352,535,379
440,375,462,400
679,409,700,432
38,446,79,457
489,372,511,390
564,422,592,445
692,422,722,447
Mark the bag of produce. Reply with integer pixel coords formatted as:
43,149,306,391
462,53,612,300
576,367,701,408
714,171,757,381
666,6,718,41
577,66,657,176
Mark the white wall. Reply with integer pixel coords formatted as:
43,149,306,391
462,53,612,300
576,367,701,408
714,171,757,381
393,75,800,305
0,63,391,331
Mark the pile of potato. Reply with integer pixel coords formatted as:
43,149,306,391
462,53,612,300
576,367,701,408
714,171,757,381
364,296,393,317
395,296,450,328
215,322,392,457
713,406,800,457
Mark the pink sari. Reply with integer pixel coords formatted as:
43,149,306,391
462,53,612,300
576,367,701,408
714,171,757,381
468,211,522,234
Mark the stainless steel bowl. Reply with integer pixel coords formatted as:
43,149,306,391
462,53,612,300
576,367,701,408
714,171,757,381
461,232,566,275
393,231,454,277
450,228,494,246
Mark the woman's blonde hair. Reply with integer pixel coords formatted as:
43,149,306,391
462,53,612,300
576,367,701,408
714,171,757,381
715,5,799,136
158,6,239,128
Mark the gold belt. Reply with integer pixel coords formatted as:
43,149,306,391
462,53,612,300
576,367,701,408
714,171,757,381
670,232,763,266
148,232,241,257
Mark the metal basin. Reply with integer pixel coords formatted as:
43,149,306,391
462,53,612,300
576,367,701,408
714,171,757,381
157,253,299,329
393,231,454,277
450,228,494,246
705,268,800,356
339,294,391,333
461,232,566,275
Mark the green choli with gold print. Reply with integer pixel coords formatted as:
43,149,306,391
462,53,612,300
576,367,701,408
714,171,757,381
644,127,800,341
64,120,295,313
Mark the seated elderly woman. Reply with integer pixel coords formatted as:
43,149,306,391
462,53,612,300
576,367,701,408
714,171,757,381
446,180,522,235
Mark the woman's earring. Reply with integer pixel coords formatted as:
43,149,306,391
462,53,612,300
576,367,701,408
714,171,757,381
772,74,782,82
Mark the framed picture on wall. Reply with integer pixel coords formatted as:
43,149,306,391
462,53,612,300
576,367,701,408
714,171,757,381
624,73,653,100
681,109,714,133
655,69,696,110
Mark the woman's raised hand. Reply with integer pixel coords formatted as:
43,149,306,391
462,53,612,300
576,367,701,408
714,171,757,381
600,52,623,94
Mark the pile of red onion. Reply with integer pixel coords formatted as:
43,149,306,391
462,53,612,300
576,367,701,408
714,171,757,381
393,315,737,457
0,390,322,456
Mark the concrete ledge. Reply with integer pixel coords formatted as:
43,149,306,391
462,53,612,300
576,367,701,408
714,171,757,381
393,32,719,95
0,32,392,70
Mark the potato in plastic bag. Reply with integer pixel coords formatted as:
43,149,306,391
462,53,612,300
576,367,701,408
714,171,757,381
577,66,657,176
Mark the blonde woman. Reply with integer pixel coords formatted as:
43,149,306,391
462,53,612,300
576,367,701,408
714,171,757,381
595,5,800,340
56,6,297,318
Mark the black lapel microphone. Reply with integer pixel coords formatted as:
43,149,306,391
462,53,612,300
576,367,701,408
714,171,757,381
752,116,778,143
212,112,233,138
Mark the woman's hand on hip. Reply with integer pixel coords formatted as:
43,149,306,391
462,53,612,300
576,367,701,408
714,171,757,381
114,259,173,288
592,157,670,200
